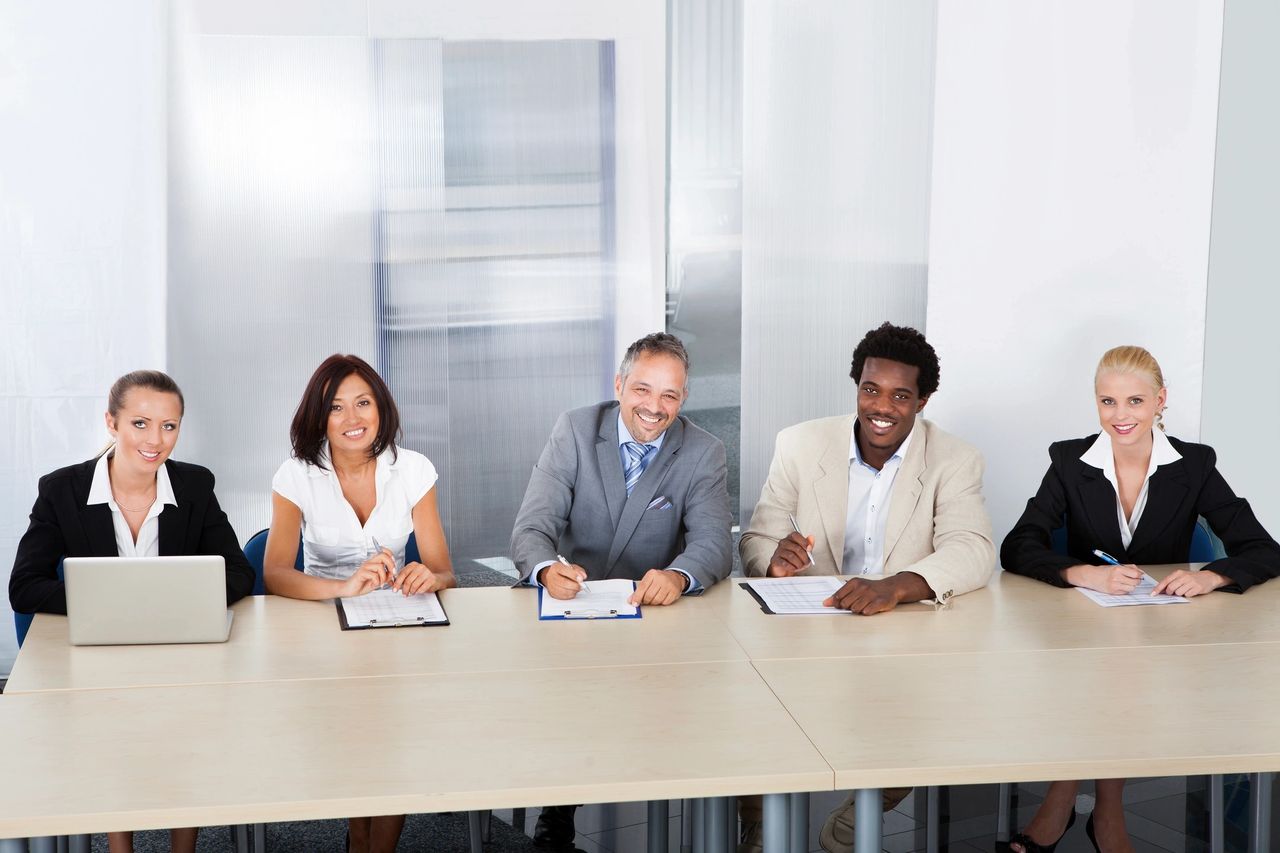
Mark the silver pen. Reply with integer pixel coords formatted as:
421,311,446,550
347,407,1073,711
557,553,590,594
787,513,816,567
371,536,398,589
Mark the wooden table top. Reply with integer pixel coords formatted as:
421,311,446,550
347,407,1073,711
5,585,750,693
753,641,1280,789
0,661,830,838
709,565,1280,660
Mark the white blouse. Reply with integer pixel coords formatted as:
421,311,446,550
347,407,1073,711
85,451,178,557
1079,428,1182,549
271,445,438,580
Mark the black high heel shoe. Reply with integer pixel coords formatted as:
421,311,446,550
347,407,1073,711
995,809,1077,853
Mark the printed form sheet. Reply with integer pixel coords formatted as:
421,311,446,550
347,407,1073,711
742,576,847,614
1075,573,1192,607
340,589,449,627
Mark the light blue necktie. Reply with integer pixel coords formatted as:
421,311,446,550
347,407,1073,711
622,441,655,495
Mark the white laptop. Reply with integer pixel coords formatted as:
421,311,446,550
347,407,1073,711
64,555,235,646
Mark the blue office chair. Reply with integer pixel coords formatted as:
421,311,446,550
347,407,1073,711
242,528,421,595
1048,516,1223,562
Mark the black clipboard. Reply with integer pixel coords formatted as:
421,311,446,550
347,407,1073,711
335,594,451,630
738,581,778,614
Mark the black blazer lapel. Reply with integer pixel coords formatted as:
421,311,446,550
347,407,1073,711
158,461,192,556
1077,463,1126,558
70,460,120,557
1126,463,1189,555
606,417,684,573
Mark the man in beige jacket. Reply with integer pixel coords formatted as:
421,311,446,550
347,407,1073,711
737,322,995,853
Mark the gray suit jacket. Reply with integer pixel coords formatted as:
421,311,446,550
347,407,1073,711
511,401,733,589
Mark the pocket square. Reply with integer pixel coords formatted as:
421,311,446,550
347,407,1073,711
647,495,673,511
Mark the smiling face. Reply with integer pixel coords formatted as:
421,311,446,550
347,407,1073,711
1096,369,1166,448
854,357,928,462
325,373,380,456
105,388,182,478
614,351,688,443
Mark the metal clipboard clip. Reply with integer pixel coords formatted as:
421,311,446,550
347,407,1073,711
367,617,429,627
562,609,618,619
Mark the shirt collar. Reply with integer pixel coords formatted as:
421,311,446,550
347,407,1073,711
849,417,916,467
1080,428,1182,477
86,451,178,508
617,412,665,452
310,441,399,480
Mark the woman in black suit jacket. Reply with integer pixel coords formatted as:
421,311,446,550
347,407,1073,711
7,370,254,853
998,347,1280,853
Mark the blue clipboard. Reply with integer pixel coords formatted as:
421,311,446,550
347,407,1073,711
537,583,643,620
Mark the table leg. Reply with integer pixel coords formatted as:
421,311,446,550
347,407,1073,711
681,799,693,853
0,840,26,853
66,838,87,853
763,794,790,853
1251,772,1272,853
855,789,882,853
649,799,670,853
725,796,738,850
995,782,1012,842
692,798,705,853
707,797,729,853
252,822,267,853
27,840,53,853
926,786,940,853
1210,774,1224,853
787,792,807,853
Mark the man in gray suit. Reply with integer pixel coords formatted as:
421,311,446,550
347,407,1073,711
512,331,732,848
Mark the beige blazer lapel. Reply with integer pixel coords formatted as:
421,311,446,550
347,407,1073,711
882,420,927,566
812,420,852,569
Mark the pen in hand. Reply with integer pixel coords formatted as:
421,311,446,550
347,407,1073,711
557,554,589,594
1092,549,1146,595
371,536,398,590
788,513,816,567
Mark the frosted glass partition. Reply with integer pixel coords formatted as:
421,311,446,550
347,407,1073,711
168,31,642,567
1,0,167,674
668,0,743,518
375,39,617,560
739,1,937,524
167,35,380,545
1202,0,1280,533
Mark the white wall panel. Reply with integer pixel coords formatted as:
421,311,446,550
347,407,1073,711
924,2,1224,547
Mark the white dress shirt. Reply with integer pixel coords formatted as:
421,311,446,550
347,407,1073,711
1079,428,1183,549
85,451,178,557
271,445,438,580
842,420,915,576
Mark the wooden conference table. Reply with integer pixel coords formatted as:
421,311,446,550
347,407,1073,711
3,566,1279,853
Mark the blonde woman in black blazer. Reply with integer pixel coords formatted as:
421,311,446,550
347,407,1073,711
997,346,1280,853
8,370,254,853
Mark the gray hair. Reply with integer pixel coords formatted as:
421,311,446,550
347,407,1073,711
618,333,690,388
